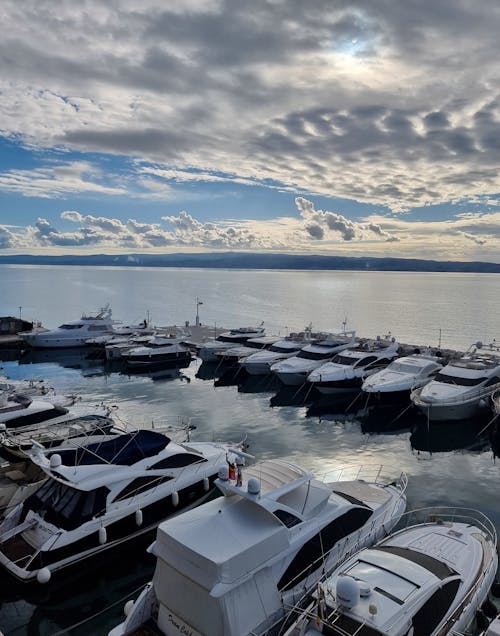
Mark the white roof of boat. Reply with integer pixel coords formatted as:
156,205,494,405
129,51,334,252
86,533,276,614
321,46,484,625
323,520,491,632
151,459,358,591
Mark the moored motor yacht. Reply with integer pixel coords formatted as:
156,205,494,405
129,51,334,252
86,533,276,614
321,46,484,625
123,336,192,371
109,461,407,636
0,430,246,584
0,392,111,437
411,342,500,421
0,412,116,462
243,328,331,376
213,335,282,366
197,325,266,362
362,353,443,403
19,305,116,349
308,337,399,395
271,331,357,386
281,507,498,636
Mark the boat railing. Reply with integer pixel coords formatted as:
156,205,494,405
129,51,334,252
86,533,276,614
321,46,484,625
395,506,497,545
318,464,407,491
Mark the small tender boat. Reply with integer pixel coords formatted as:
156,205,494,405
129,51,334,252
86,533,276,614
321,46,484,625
0,430,246,584
271,331,357,386
281,506,498,636
362,353,443,403
308,337,399,395
197,325,266,362
109,462,407,636
19,304,115,349
411,342,500,421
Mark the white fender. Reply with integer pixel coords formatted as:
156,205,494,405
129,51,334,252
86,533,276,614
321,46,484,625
98,526,107,544
135,509,143,526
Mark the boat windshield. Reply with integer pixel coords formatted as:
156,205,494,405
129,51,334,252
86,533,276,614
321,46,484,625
435,372,486,386
58,324,84,330
332,354,357,366
298,350,335,360
270,345,297,353
246,341,265,349
22,480,109,531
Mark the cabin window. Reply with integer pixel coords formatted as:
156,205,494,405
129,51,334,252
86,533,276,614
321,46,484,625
59,324,83,330
485,376,500,387
332,354,357,366
278,507,373,591
270,345,296,354
412,579,460,635
273,509,302,528
149,454,207,469
114,475,173,501
22,481,108,530
88,325,107,331
435,372,485,386
298,350,334,361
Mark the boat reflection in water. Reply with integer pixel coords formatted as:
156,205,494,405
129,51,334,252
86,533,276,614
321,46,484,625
19,347,105,376
410,416,492,455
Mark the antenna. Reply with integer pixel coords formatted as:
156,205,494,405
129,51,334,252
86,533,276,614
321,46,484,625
195,297,203,327
342,315,348,333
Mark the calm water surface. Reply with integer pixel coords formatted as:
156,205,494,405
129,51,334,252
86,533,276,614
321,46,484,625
0,265,499,635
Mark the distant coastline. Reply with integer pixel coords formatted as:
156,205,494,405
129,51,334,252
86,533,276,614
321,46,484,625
1,252,500,273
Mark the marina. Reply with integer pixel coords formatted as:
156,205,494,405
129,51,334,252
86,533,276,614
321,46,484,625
0,265,499,635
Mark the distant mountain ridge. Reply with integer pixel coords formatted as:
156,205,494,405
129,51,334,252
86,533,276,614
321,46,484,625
0,252,499,272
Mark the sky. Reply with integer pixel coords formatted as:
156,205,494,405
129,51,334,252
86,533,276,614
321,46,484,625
0,0,499,262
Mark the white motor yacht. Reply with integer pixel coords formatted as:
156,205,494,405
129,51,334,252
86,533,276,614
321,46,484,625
243,328,331,376
281,507,497,636
411,342,500,421
0,430,246,584
213,335,282,365
243,338,307,375
362,354,443,403
0,392,111,436
271,331,357,386
0,412,116,462
19,304,115,349
123,336,192,371
109,461,407,636
197,325,266,362
308,337,399,395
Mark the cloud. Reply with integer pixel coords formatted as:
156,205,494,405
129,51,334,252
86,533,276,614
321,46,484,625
0,0,498,212
461,232,487,245
0,161,127,198
0,225,15,248
296,197,359,241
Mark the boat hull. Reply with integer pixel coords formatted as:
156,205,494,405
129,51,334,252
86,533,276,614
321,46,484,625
0,476,217,584
414,397,490,421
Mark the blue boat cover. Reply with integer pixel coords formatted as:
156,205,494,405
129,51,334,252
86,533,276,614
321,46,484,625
52,430,171,466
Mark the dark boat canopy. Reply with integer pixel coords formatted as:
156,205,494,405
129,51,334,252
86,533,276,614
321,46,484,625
51,430,171,466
